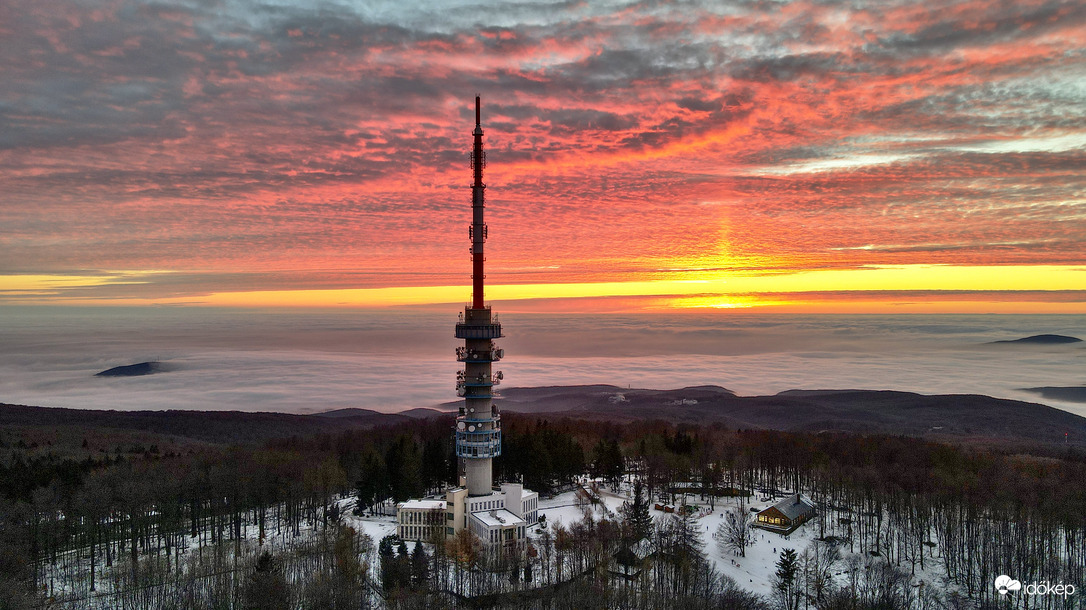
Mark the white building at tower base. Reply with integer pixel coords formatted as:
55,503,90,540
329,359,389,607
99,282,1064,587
396,482,539,554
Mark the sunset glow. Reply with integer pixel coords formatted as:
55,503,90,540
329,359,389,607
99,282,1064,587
1,0,1083,311
5,265,1080,313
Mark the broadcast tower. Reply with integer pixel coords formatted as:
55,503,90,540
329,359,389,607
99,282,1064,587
454,96,503,497
396,98,536,548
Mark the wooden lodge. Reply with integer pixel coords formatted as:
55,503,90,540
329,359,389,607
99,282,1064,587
755,494,816,534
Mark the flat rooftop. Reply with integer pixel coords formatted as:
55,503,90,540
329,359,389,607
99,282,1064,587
400,500,446,510
471,508,525,527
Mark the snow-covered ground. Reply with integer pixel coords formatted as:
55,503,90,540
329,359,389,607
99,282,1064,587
700,499,819,594
532,484,948,598
329,490,843,599
44,488,950,606
337,498,400,545
533,487,802,595
286,491,806,596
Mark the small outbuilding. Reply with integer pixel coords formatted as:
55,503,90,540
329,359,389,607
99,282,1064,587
612,538,654,580
755,494,815,534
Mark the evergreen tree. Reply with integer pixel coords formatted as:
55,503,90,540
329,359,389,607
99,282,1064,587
386,436,424,502
518,430,554,493
410,541,430,591
241,552,290,610
591,438,624,490
355,446,387,514
774,548,799,610
620,480,653,541
421,438,451,494
379,534,410,592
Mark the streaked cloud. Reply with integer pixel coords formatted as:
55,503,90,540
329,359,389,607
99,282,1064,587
1,0,1083,309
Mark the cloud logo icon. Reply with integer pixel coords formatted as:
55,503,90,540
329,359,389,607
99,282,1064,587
995,575,1022,595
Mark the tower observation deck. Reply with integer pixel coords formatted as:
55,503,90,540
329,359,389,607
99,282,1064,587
455,96,503,496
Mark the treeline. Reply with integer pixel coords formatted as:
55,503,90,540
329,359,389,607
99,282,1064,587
592,423,1086,608
0,414,590,607
1,412,1085,608
497,419,587,493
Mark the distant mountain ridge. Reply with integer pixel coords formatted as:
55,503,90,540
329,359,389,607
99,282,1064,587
95,361,165,377
4,385,1084,448
494,385,1086,447
317,407,446,420
0,403,438,446
1022,386,1086,403
988,334,1082,345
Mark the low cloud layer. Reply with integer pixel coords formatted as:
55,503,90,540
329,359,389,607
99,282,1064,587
2,309,1083,418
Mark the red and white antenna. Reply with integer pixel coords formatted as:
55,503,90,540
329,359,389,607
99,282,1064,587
470,95,487,308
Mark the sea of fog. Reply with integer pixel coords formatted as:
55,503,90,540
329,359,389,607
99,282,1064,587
1,307,1084,418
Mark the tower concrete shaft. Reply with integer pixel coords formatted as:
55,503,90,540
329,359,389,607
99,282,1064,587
454,96,503,496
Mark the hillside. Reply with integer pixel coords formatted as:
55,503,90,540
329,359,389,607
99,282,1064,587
94,361,166,377
0,403,437,452
1023,386,1086,403
4,384,1084,452
497,385,1086,447
988,334,1082,345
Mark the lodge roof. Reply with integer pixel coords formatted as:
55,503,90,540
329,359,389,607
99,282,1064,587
761,494,815,521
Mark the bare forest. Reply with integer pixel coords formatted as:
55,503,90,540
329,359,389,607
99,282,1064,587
1,410,1084,609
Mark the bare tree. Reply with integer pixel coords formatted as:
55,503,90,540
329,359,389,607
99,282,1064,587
713,504,753,558
800,540,839,604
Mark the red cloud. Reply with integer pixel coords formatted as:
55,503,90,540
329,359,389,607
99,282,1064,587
1,0,1082,301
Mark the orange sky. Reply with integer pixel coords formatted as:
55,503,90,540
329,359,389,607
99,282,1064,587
1,0,1083,312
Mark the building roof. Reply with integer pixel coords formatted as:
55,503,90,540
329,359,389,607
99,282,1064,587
760,495,815,521
400,500,446,511
615,538,654,564
469,490,505,501
471,508,525,528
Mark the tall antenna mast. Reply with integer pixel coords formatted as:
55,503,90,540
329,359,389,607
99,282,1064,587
455,96,502,497
471,95,487,308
